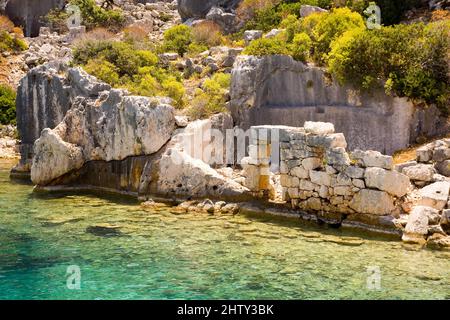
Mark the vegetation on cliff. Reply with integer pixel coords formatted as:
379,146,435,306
241,5,450,112
73,37,186,108
44,0,125,33
0,84,16,125
0,16,27,58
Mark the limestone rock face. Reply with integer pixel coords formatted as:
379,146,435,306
157,148,250,200
349,189,395,215
177,0,241,21
15,62,72,172
31,129,84,185
229,55,448,154
31,88,176,185
300,5,328,17
364,167,411,197
5,0,65,37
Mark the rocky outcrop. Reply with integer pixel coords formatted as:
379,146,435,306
31,89,176,185
4,0,65,37
178,0,241,21
13,62,72,174
229,55,449,155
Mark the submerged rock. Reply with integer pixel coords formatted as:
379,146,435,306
86,224,122,237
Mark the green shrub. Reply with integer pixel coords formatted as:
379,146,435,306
243,37,290,56
162,77,186,108
74,39,186,106
332,0,422,25
70,0,125,32
280,14,302,42
291,32,312,62
0,31,27,53
309,8,365,63
188,73,231,119
162,25,193,56
327,21,450,110
73,40,158,77
239,0,325,32
84,58,120,86
44,0,125,33
0,85,16,125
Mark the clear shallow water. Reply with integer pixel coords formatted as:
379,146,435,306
0,160,449,300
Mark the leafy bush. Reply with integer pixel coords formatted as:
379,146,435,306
243,37,290,56
291,32,312,62
0,15,27,55
307,8,365,63
73,40,158,77
0,31,27,54
161,77,186,108
84,58,120,86
327,21,450,110
74,38,186,107
238,0,329,32
331,0,422,25
188,73,231,119
162,25,193,56
44,0,125,33
0,85,16,125
70,0,125,32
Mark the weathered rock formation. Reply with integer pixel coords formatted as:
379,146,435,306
31,90,176,185
13,62,115,174
177,0,241,21
3,0,65,37
229,55,449,155
15,61,250,201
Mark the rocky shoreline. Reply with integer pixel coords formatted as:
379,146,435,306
2,0,449,251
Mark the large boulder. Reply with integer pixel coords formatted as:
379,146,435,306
349,189,395,215
402,205,434,244
5,0,65,37
417,181,450,210
178,0,241,21
31,86,176,185
364,167,411,197
156,148,250,201
402,164,435,182
31,129,84,185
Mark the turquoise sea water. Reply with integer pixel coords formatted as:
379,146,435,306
0,160,449,300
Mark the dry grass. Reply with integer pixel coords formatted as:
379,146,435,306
393,133,450,164
236,0,280,21
0,16,14,33
124,25,150,43
192,21,224,47
431,9,450,21
75,27,115,43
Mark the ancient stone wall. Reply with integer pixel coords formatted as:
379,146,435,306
242,122,412,230
229,55,449,155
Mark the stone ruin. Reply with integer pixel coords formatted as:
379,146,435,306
242,122,450,248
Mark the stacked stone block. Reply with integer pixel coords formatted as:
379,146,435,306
246,122,412,219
